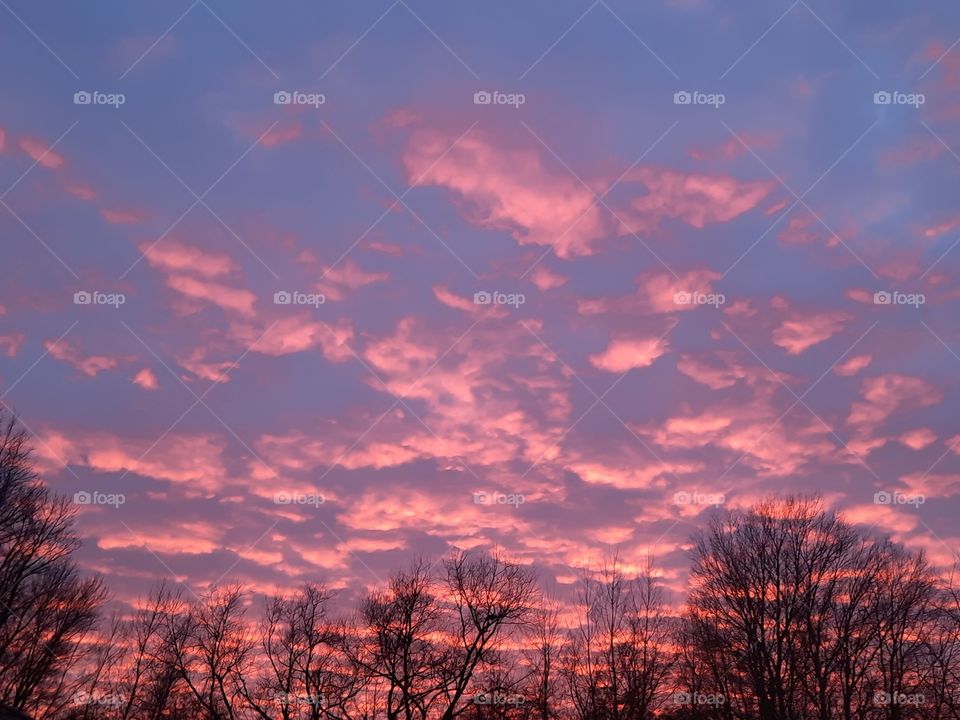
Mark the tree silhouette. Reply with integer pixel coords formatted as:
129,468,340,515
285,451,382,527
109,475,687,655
0,413,106,718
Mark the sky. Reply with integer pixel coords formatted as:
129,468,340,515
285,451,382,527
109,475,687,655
2,0,960,612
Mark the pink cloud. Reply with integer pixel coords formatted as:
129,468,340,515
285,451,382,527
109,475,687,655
432,285,479,313
900,472,960,500
66,183,96,201
18,136,64,168
899,428,936,450
166,274,257,315
847,374,942,435
259,120,303,148
101,207,147,224
141,240,237,277
176,347,239,383
772,308,852,355
132,368,159,391
39,429,228,492
688,132,778,162
648,405,838,478
529,265,569,291
921,216,960,239
404,128,609,258
617,167,774,234
589,335,669,373
45,339,121,377
579,268,721,316
569,458,702,490
0,332,25,358
676,350,784,390
833,354,872,376
317,258,389,301
97,522,221,555
232,316,355,361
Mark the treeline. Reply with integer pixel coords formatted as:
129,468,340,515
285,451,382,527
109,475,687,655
2,414,960,720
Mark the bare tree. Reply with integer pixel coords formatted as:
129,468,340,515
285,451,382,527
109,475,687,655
685,496,943,720
564,555,674,720
0,413,107,718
